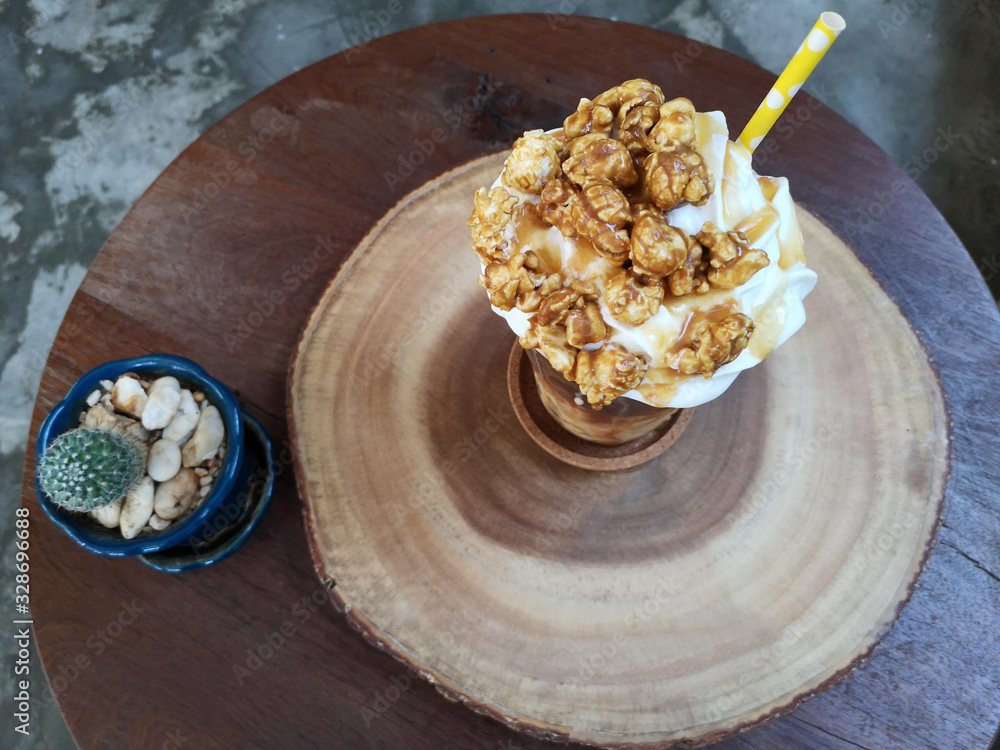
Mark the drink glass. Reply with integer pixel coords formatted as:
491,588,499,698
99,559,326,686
526,350,679,445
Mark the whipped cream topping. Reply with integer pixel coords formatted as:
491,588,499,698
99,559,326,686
489,111,817,409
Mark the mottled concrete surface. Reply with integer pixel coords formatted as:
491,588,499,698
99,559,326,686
1,1,997,748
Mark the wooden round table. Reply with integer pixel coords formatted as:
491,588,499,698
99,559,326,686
21,15,1000,750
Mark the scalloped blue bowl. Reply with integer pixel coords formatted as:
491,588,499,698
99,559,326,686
35,354,267,563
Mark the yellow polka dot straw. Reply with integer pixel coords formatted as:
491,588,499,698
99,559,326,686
738,11,846,153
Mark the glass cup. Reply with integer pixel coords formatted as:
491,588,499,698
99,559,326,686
526,349,678,445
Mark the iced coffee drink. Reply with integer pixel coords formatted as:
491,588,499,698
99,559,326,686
469,79,817,444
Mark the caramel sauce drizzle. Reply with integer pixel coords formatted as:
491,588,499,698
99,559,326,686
636,301,741,407
671,302,740,356
636,366,682,407
747,277,789,360
734,205,779,247
513,202,618,285
512,203,561,274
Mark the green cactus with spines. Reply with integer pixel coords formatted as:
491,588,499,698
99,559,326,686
37,428,146,512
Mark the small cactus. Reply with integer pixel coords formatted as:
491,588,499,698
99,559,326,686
37,428,146,512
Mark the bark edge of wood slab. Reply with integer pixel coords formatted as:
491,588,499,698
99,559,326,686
287,153,949,748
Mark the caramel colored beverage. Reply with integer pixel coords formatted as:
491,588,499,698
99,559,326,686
526,350,677,445
469,78,817,446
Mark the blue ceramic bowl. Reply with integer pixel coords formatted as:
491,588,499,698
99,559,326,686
138,412,275,573
35,354,250,558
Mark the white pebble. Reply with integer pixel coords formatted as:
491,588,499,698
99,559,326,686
111,376,147,419
182,405,225,467
198,474,212,487
153,468,198,520
89,496,124,529
142,376,182,430
119,476,155,539
148,514,172,531
85,389,101,407
99,379,114,391
198,485,212,498
162,389,200,445
147,439,182,482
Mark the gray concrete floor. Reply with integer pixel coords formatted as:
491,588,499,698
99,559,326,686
1,1,997,748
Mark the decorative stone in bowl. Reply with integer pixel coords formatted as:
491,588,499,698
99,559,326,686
35,354,274,569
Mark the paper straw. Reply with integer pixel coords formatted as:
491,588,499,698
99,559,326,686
738,11,846,153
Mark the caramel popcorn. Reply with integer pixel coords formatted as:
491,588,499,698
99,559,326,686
605,269,665,326
538,178,631,265
630,214,689,277
580,181,631,226
562,135,638,189
629,202,662,223
536,287,582,326
550,129,572,160
469,186,517,264
565,303,607,347
666,236,711,297
696,222,744,266
644,146,713,211
479,253,552,312
668,312,755,375
564,100,614,139
696,222,770,289
537,177,577,234
618,102,660,154
470,79,803,409
647,98,697,151
592,78,665,114
518,269,564,313
520,320,578,378
567,278,601,301
502,130,562,194
575,343,648,408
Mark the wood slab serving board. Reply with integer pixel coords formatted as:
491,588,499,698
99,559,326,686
287,153,949,747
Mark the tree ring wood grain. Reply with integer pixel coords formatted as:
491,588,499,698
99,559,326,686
288,153,949,747
506,344,695,471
